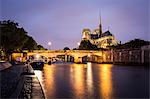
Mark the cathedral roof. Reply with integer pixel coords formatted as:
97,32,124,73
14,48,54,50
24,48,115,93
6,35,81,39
90,30,113,39
101,30,113,37
90,34,99,39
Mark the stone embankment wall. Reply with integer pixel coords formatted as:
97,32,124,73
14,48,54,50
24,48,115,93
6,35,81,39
113,49,142,63
104,45,150,65
10,45,150,65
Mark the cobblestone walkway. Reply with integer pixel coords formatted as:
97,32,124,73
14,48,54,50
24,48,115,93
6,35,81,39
0,64,25,98
0,64,45,99
19,75,45,99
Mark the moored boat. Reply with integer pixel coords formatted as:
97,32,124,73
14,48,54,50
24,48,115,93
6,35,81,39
30,60,44,70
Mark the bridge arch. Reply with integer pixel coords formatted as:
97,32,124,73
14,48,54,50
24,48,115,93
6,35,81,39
56,54,74,62
27,54,48,62
82,54,102,63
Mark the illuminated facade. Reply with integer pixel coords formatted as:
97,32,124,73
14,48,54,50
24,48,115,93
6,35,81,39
82,16,118,48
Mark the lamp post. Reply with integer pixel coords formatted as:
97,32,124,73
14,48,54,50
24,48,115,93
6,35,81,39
48,42,52,50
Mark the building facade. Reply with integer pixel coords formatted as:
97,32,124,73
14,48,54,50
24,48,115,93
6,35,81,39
81,16,118,48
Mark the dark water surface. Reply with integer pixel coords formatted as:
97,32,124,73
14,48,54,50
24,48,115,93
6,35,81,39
34,63,149,99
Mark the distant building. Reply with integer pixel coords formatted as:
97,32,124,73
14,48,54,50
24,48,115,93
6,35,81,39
81,16,118,48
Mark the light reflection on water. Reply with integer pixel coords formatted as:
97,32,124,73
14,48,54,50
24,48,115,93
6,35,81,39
34,65,56,98
99,64,113,99
87,62,93,96
70,64,85,98
34,63,149,99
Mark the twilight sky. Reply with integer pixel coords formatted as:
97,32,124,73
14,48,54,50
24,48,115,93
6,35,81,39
1,0,149,49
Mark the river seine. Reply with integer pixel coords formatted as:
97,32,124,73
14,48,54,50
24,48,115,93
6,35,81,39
34,63,149,99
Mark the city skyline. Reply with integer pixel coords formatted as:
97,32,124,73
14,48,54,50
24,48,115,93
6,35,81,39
1,0,149,49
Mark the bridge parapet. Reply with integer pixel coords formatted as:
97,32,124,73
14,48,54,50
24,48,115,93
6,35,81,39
23,50,102,53
16,50,105,63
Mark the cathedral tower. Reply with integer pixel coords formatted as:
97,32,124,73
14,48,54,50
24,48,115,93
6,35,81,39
99,13,102,37
82,28,91,40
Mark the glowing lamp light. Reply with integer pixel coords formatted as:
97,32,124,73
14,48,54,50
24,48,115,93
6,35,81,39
48,41,52,50
48,42,52,46
36,54,40,59
77,42,80,46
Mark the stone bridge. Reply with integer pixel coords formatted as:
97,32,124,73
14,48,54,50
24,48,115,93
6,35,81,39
27,50,103,63
12,50,112,63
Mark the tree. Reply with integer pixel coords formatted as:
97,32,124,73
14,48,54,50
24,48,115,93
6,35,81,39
73,48,77,50
113,39,150,49
0,20,45,52
37,45,45,50
63,47,70,50
1,20,28,52
22,36,38,50
78,40,98,50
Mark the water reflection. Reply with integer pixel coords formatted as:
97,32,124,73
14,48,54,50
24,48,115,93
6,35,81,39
33,63,148,98
99,64,113,99
86,62,93,96
34,70,43,82
34,63,113,98
43,64,56,98
34,64,56,98
70,64,85,98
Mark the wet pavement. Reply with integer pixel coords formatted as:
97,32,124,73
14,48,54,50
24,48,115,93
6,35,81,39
0,64,25,98
0,63,45,99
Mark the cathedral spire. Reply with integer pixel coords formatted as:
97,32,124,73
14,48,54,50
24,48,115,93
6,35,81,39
99,12,102,37
108,26,110,31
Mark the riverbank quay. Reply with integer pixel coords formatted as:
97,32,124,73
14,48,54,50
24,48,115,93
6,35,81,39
0,61,12,71
0,62,45,99
75,61,149,67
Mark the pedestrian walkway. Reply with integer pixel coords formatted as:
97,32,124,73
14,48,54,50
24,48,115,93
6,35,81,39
0,63,45,99
18,75,45,99
0,62,12,71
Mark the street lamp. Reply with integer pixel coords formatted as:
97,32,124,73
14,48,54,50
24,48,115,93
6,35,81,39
36,54,40,59
48,42,52,50
77,42,80,49
77,42,80,46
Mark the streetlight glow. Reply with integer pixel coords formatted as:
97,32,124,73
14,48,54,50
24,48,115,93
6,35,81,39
77,42,80,46
36,54,40,59
48,41,52,50
48,42,52,46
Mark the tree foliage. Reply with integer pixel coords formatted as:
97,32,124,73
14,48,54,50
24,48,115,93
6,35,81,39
78,40,98,50
37,45,45,50
0,20,45,52
22,36,38,50
63,47,70,50
113,39,150,49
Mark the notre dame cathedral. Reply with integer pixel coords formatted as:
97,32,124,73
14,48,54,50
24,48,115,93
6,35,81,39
81,16,118,49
